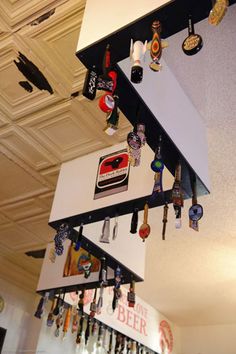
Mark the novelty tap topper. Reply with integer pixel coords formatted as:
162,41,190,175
149,20,168,72
208,0,229,25
82,67,98,100
130,39,147,84
182,15,203,56
104,94,120,136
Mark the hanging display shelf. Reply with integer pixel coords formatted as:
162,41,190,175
76,0,235,206
49,189,173,230
37,234,143,296
76,0,236,70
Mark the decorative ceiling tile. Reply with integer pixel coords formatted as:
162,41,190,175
40,165,60,186
1,197,49,221
18,213,54,243
0,151,49,206
0,111,9,127
0,35,62,119
21,107,107,161
37,192,54,211
0,255,39,291
16,0,86,92
0,213,11,227
0,0,71,29
0,223,42,251
5,253,43,278
0,37,31,103
0,126,58,170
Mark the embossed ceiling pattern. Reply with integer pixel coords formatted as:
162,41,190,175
0,0,131,292
0,0,235,327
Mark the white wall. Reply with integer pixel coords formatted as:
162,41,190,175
0,278,42,354
36,314,79,354
0,277,181,354
179,324,236,354
4,277,236,354
36,316,182,354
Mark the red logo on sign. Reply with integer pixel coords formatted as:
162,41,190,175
159,320,173,353
94,149,130,199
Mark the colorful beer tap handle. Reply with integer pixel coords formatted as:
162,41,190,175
189,179,203,231
172,162,184,228
100,217,111,243
102,326,108,349
82,67,98,100
126,339,131,354
92,319,98,336
85,316,91,345
74,224,83,251
53,294,61,316
112,214,119,240
54,312,63,337
139,203,151,241
71,310,79,333
46,297,56,327
78,289,85,315
112,287,122,312
182,15,203,55
150,136,164,199
209,0,229,25
127,280,136,307
130,208,138,234
96,286,105,314
99,257,108,286
98,323,105,347
90,288,97,318
104,95,120,136
150,20,162,72
76,314,85,344
34,295,45,319
63,240,73,276
108,329,113,354
162,203,169,240
62,306,71,339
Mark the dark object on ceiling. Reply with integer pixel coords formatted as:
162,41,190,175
19,81,33,92
14,52,54,94
30,9,55,26
25,249,46,259
71,91,79,98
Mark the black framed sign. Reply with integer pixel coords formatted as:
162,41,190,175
94,149,130,199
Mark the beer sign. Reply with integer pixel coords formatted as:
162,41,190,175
94,149,130,199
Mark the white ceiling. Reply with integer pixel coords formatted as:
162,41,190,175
0,0,236,327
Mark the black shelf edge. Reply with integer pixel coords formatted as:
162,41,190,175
49,182,201,231
76,0,236,70
38,230,143,295
49,190,173,230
